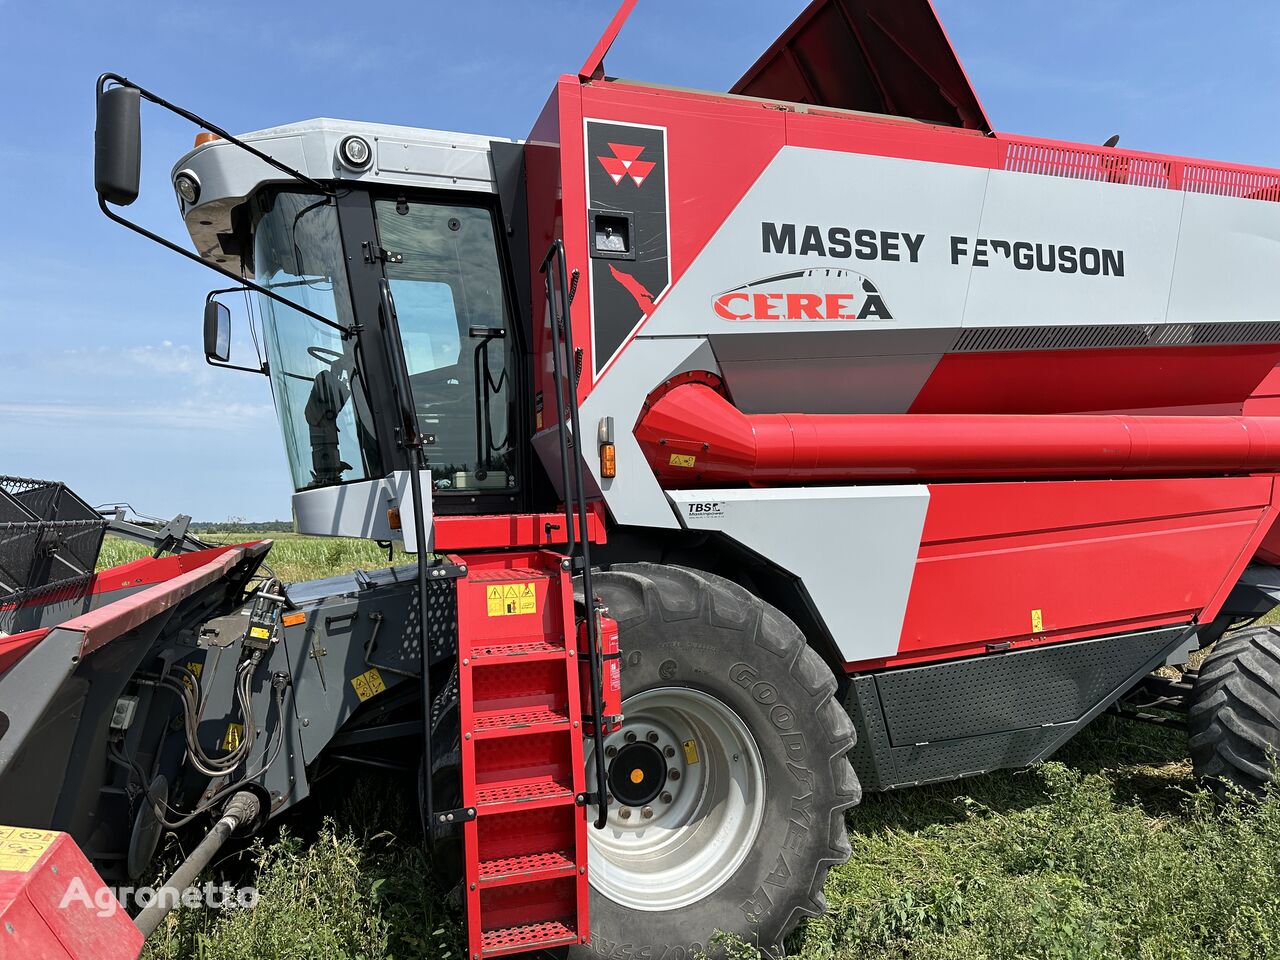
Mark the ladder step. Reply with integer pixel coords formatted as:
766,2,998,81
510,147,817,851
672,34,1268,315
468,640,566,663
478,850,577,887
475,777,576,814
482,920,579,957
474,705,572,739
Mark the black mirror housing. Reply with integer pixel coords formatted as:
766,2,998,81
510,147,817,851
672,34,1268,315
95,84,142,206
203,299,232,363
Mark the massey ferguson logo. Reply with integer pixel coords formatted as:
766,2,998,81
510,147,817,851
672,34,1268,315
712,269,893,322
597,143,656,187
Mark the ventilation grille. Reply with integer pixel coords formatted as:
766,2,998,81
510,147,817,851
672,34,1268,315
1001,138,1280,205
953,322,1280,354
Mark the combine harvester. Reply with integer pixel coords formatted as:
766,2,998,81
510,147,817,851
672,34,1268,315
7,0,1280,955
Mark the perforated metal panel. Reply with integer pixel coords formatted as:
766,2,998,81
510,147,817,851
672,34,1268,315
952,321,1280,354
844,626,1189,791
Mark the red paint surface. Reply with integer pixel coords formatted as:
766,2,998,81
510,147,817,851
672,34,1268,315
0,831,143,960
636,380,1280,484
910,345,1280,416
848,477,1277,670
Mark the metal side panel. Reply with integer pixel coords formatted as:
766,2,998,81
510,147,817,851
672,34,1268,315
0,628,86,825
669,486,929,662
285,576,455,763
292,472,414,546
844,625,1189,791
565,337,717,529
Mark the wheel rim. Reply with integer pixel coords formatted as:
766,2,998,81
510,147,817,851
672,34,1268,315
585,686,766,912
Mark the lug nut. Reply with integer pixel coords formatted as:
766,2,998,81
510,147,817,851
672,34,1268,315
605,745,617,758
641,806,654,819
669,769,681,781
624,731,637,743
660,792,672,804
646,731,659,743
619,807,632,820
663,745,675,758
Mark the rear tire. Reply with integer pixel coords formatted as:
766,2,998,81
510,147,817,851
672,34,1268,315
1189,625,1280,796
571,564,859,959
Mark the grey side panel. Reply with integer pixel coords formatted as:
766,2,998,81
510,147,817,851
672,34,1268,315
284,575,456,762
669,486,929,662
0,628,85,824
564,337,717,529
711,318,949,414
292,472,415,546
845,625,1189,791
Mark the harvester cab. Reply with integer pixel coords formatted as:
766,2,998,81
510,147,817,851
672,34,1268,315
10,1,1280,957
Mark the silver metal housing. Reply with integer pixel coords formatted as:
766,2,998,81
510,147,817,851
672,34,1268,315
171,119,511,265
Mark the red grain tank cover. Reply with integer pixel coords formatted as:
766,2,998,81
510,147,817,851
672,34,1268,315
731,0,993,133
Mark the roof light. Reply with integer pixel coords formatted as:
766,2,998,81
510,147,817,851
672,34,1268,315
338,135,372,171
173,170,200,206
193,132,222,147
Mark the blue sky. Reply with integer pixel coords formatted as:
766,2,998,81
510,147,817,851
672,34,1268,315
2,0,1278,521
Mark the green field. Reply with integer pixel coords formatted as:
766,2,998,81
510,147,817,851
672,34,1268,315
112,533,1280,960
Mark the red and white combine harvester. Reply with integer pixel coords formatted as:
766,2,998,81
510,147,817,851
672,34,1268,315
7,1,1280,956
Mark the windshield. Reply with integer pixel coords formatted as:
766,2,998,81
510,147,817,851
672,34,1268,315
252,191,382,490
375,199,517,493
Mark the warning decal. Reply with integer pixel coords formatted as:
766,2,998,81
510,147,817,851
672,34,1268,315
486,582,539,617
0,825,58,873
352,667,387,703
222,722,244,752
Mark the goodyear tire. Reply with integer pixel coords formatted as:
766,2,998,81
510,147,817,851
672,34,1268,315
571,564,859,959
1189,625,1280,796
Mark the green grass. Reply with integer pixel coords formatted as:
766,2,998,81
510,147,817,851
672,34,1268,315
120,533,1280,960
98,530,407,584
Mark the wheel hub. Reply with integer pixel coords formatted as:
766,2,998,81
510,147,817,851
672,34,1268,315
607,740,666,808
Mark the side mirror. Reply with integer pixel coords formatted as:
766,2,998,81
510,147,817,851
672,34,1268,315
203,299,232,363
95,84,141,206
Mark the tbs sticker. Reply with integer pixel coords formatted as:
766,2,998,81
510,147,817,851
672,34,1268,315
686,501,724,520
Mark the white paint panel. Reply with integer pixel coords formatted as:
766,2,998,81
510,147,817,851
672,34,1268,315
645,147,990,337
668,486,929,662
963,171,1184,328
1167,191,1280,325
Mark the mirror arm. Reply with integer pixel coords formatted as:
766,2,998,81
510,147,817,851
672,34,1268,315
98,197,350,338
97,74,332,197
205,356,269,376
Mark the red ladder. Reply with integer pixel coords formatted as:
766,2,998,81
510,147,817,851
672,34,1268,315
456,550,590,959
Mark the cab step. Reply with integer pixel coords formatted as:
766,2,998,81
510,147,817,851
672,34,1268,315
482,920,579,958
457,551,590,959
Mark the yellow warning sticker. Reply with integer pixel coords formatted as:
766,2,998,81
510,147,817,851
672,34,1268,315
682,739,700,765
486,582,539,617
0,825,58,873
351,667,387,702
669,454,697,469
222,722,244,752
1031,609,1044,633
249,626,271,641
181,661,203,693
